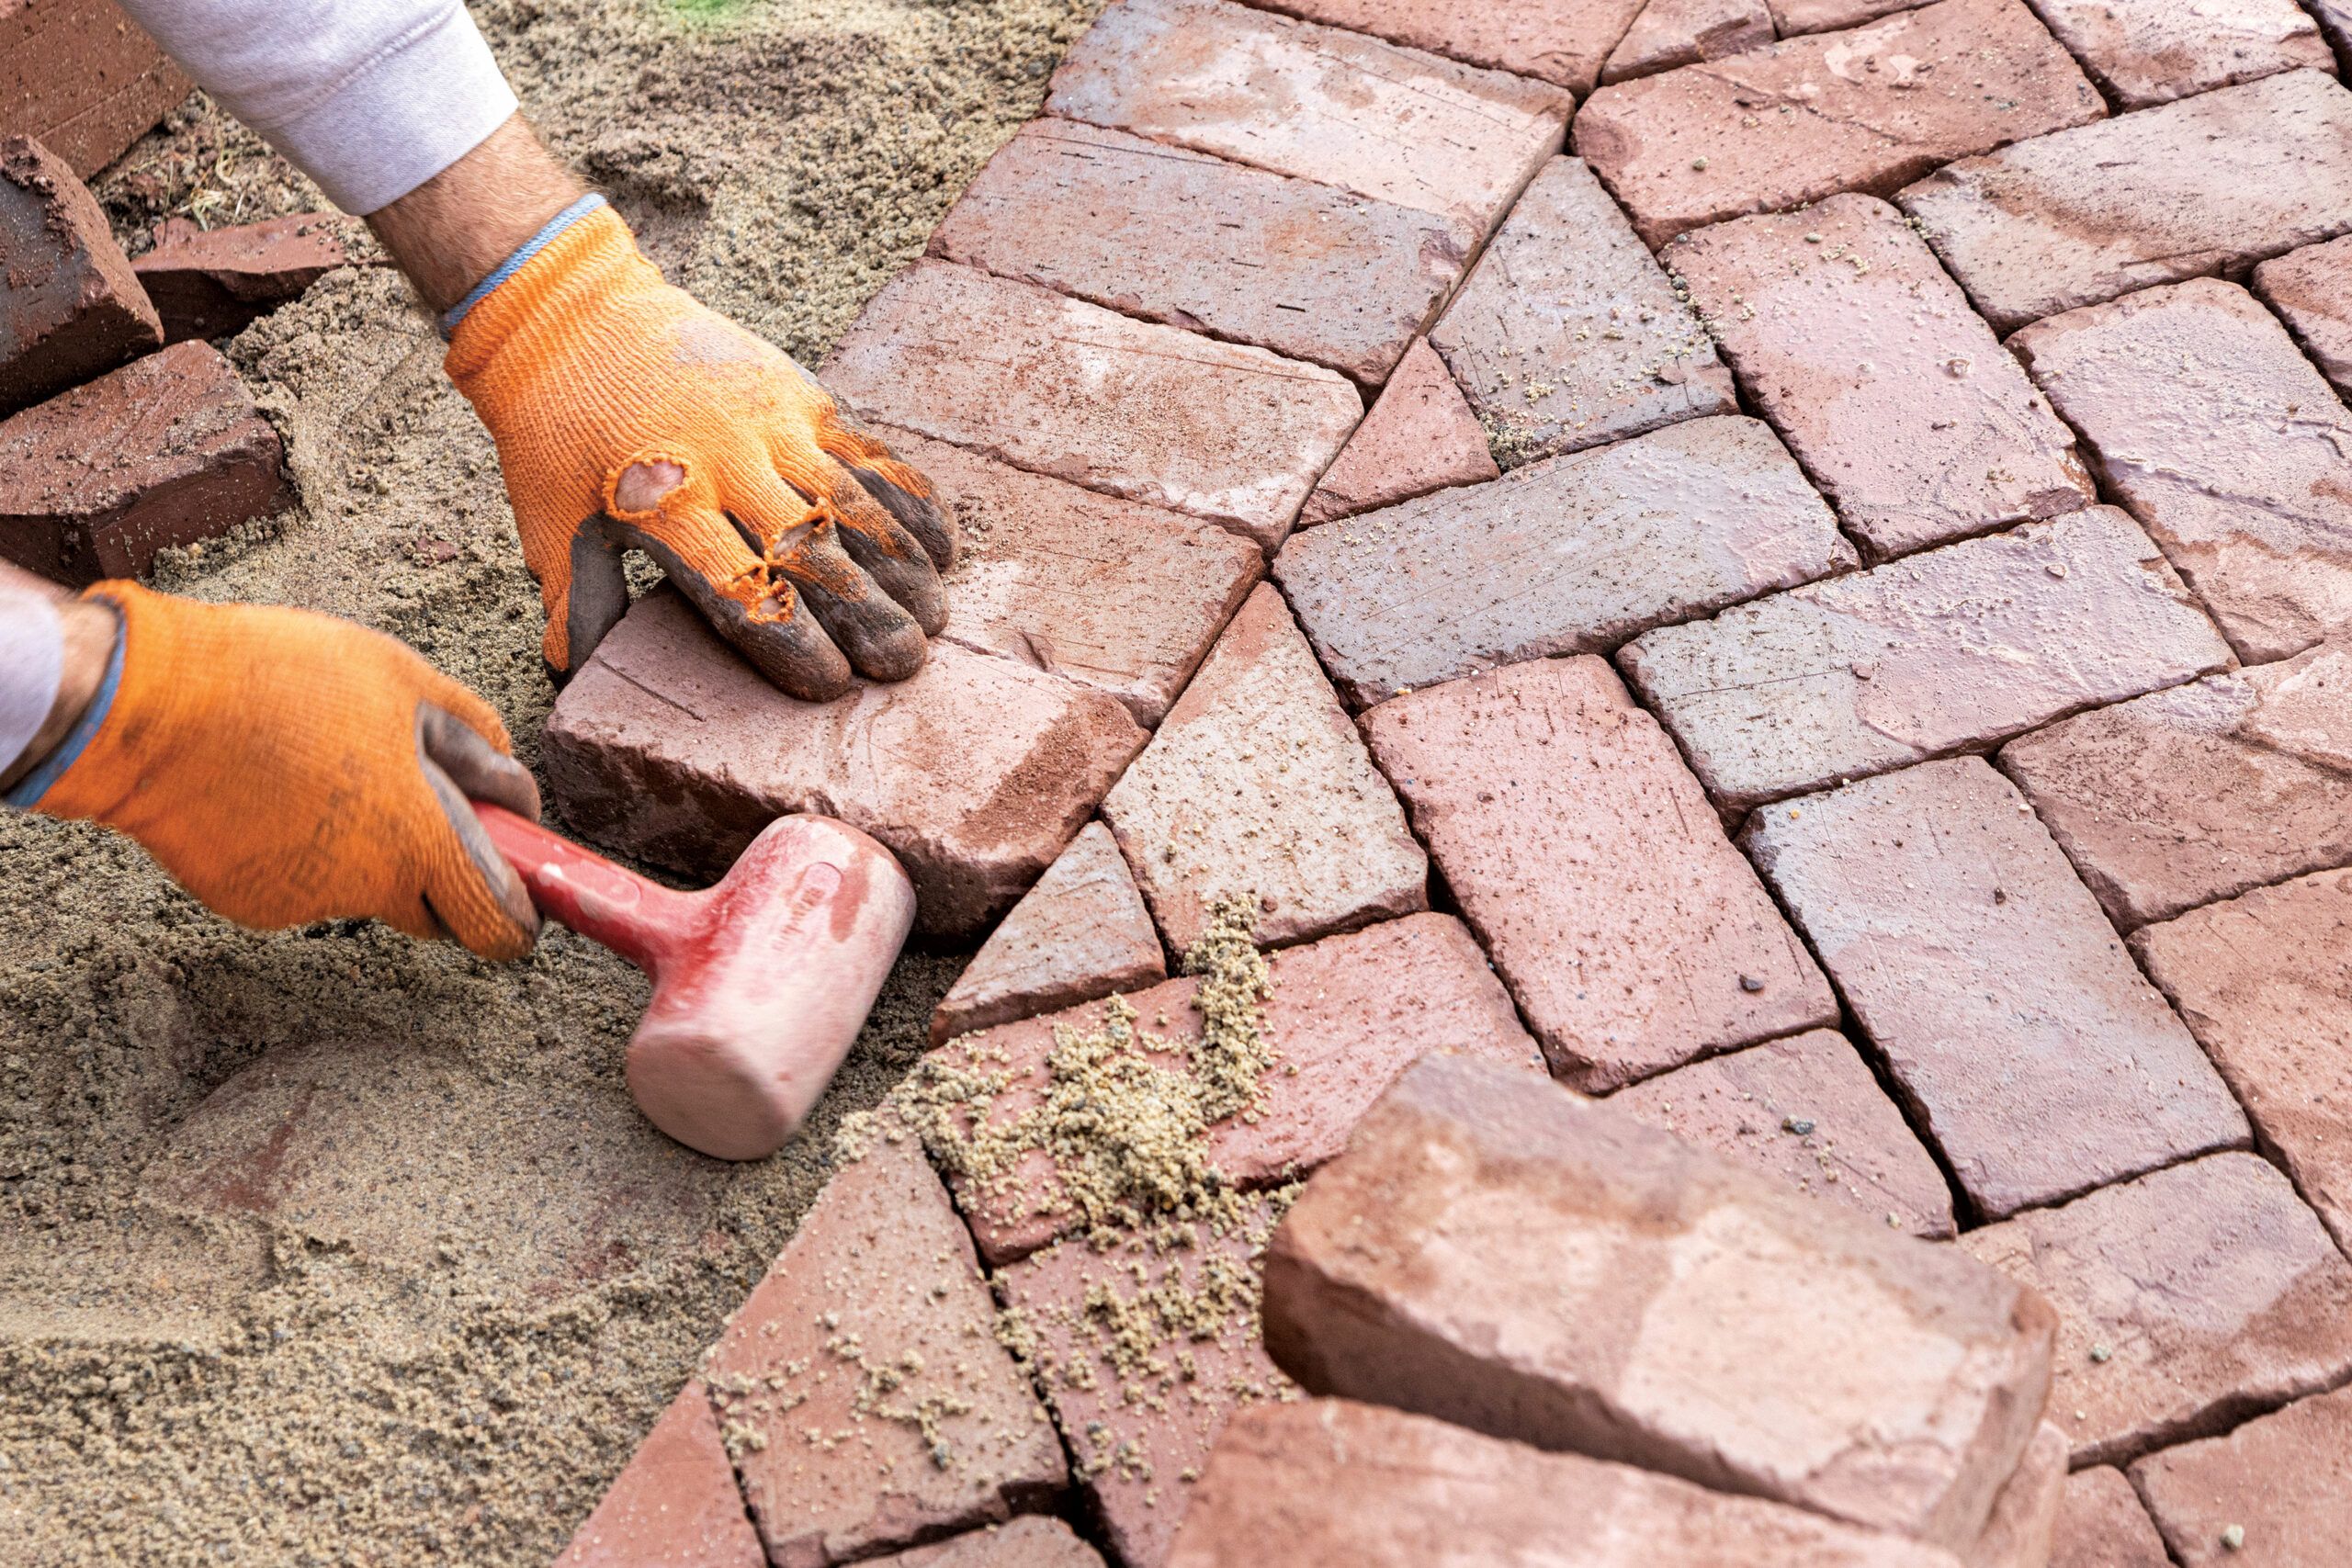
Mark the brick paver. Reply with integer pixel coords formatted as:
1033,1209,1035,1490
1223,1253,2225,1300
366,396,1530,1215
132,213,356,344
820,259,1361,550
930,118,1473,386
1246,0,1646,93
0,135,161,417
703,1140,1065,1565
1603,0,1775,85
1277,415,1853,707
1165,1400,1973,1567
928,912,1541,1263
2130,1384,2352,1568
1897,70,2352,332
2133,871,2352,1255
1045,0,1574,234
1744,758,2249,1219
0,0,188,179
1100,583,1427,953
1573,0,2104,247
929,822,1165,1047
871,1519,1103,1567
1668,193,2093,559
999,1196,1291,1568
1770,0,1932,30
2029,0,2331,109
1263,1055,2055,1552
2051,1469,2170,1568
1960,1153,2352,1469
1970,1421,2067,1568
553,1382,763,1568
889,426,1261,728
0,340,291,584
1361,657,1838,1090
1609,1029,1957,1237
1620,507,2231,811
2012,278,2352,663
1427,156,1736,466
543,590,1147,940
2252,236,2352,400
1997,645,2352,929
1295,338,1495,528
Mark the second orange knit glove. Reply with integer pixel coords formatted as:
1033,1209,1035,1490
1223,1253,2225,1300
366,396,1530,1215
445,198,956,701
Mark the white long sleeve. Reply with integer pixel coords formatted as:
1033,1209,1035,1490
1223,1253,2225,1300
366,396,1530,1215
113,0,519,215
0,590,63,789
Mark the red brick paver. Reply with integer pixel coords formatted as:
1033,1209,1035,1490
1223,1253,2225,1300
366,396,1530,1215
1771,0,1932,30
553,1382,763,1568
1997,645,2352,929
1245,0,1646,93
929,822,1167,1048
1277,415,1853,708
0,339,291,584
543,590,1147,940
930,118,1473,387
2051,1469,2170,1568
1295,339,1495,528
870,1518,1103,1567
1620,507,2231,811
133,214,356,344
1970,1421,2067,1568
1960,1152,2352,1468
926,912,1541,1263
1361,657,1838,1090
702,1140,1066,1565
1427,156,1736,465
1668,193,2093,559
2252,235,2352,400
2132,870,2352,1255
1165,1400,1973,1567
1045,0,1574,235
2129,1384,2352,1568
0,135,161,417
0,0,188,178
1897,70,2352,333
2029,0,2331,109
1099,583,1428,953
1263,1055,2055,1552
1603,0,1776,85
1608,1029,1956,1237
1743,758,2249,1219
2012,278,2352,663
820,259,1361,551
1572,0,2104,247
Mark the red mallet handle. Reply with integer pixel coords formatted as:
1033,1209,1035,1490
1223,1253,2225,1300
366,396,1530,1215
472,802,694,975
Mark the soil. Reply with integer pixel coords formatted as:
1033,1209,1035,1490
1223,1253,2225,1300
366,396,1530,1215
0,1,1102,1563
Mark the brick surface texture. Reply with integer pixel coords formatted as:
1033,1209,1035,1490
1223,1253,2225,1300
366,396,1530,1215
930,118,1473,386
1961,1153,2352,1469
2012,278,2352,663
1295,338,1495,528
1246,0,1646,92
927,913,1541,1263
1621,507,2231,811
1668,193,2094,559
1744,758,2249,1219
0,0,189,178
1165,1400,1974,1567
554,1382,763,1568
1897,71,2352,333
0,135,162,417
1046,0,1574,233
1362,657,1838,1090
132,213,356,344
1608,1029,1957,1237
890,426,1261,728
2253,235,2352,400
702,1140,1065,1564
870,1518,1103,1567
1997,645,2352,929
543,590,1147,940
1277,415,1853,708
821,259,1361,550
1968,1420,2067,1568
1100,583,1427,953
1603,0,1776,85
1772,0,1934,30
2027,0,2330,109
1263,1056,2056,1552
2050,1469,2171,1568
1428,156,1736,466
2133,871,2352,1255
1572,0,2105,247
928,821,1164,1047
2129,1384,2352,1568
0,339,291,584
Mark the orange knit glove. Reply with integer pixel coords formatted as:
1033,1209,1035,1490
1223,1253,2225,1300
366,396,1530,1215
446,201,956,700
31,583,541,960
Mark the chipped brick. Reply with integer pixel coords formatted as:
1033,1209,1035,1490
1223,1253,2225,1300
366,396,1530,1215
871,1518,1104,1568
2129,1385,2352,1568
1295,338,1495,529
132,213,358,344
1361,657,1837,1089
2028,0,2330,109
0,0,188,179
0,134,160,417
1603,0,1777,85
2252,234,2352,400
554,1382,763,1568
1620,507,2231,811
1668,193,2093,559
1247,0,1646,93
1573,0,2104,247
2051,1469,2170,1568
1744,758,2249,1219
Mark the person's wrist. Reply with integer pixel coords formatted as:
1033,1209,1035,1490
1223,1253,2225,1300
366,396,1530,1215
365,112,584,312
3,596,119,796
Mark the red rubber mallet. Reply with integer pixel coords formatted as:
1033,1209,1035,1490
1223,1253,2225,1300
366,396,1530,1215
472,804,916,1161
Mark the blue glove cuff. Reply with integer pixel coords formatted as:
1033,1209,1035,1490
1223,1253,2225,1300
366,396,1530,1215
438,192,609,340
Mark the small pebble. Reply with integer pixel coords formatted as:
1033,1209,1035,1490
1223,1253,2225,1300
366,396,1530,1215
1782,1116,1815,1136
2222,1524,2245,1551
1690,157,1709,171
2088,1344,2111,1363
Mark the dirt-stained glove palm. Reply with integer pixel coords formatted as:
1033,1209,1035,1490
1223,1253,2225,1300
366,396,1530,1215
33,582,542,960
446,204,956,699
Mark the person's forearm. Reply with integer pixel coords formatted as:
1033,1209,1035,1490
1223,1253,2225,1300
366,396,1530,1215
0,564,117,797
365,113,584,314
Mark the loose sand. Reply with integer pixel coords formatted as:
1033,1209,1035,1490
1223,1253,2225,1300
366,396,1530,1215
1,2,1100,1562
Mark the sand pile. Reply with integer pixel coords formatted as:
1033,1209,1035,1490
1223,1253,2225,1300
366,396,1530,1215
0,2,1100,1563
